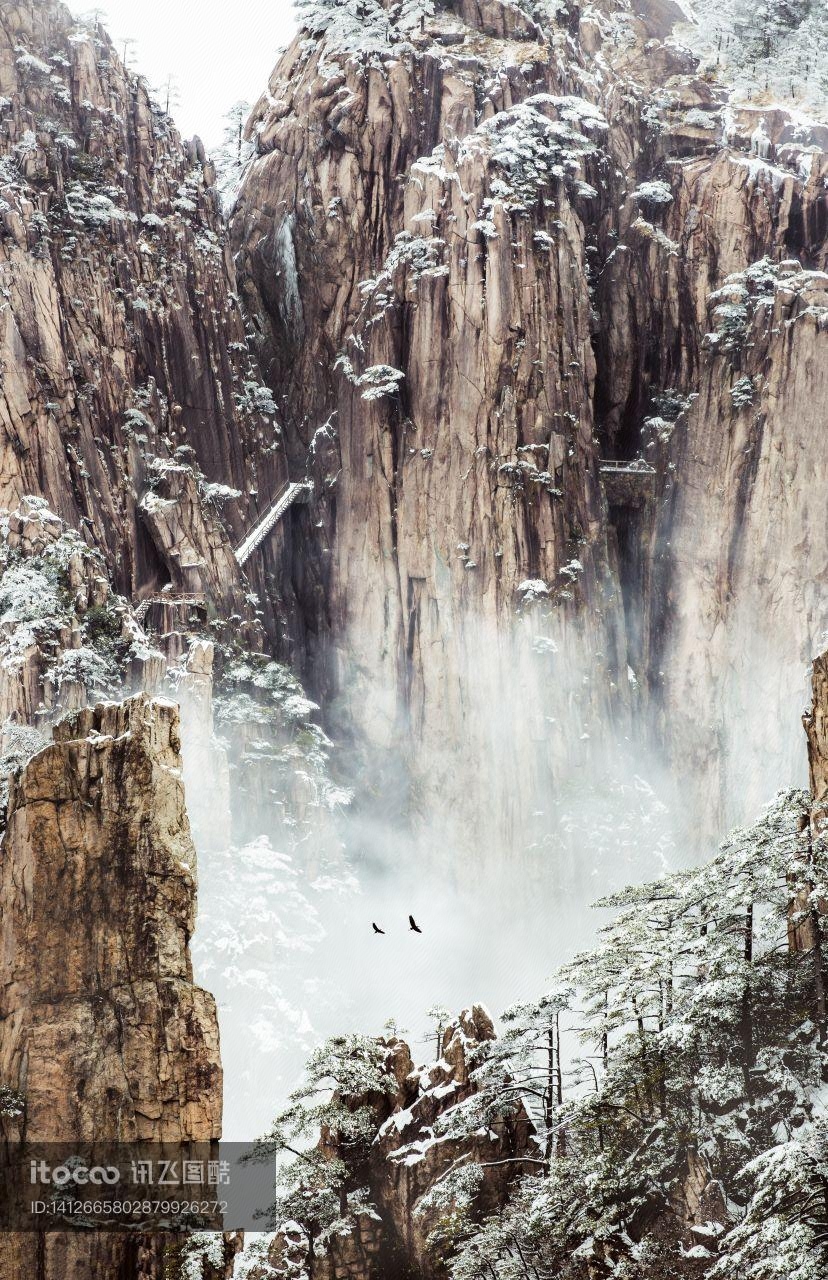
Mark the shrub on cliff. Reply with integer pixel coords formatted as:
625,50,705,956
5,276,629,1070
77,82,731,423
246,1032,399,1255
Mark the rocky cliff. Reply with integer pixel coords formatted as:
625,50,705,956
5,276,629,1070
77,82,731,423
643,213,828,833
250,1005,529,1280
0,0,827,1273
0,692,221,1277
232,0,631,868
231,0,828,856
0,0,303,648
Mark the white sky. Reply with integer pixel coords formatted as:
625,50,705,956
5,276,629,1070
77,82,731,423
66,0,299,148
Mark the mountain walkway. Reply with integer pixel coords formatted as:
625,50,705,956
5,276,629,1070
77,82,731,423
234,480,312,566
133,591,207,626
133,480,312,630
599,459,656,509
598,459,657,476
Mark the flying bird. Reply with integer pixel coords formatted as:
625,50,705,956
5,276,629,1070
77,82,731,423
409,915,422,934
372,923,386,935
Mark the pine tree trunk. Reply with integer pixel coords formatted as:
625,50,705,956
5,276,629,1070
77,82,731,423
741,903,755,1098
544,1027,555,1168
555,1012,566,1156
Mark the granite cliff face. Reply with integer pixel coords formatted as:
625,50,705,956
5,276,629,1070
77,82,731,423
233,0,631,865
0,693,221,1277
232,0,828,853
0,692,221,1143
0,0,301,647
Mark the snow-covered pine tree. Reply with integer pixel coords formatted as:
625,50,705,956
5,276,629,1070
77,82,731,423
446,788,828,1276
712,1116,828,1280
245,1032,398,1259
252,788,828,1277
397,0,436,32
687,0,827,116
728,0,814,62
213,101,254,211
425,1003,452,1059
294,0,435,57
454,988,573,1161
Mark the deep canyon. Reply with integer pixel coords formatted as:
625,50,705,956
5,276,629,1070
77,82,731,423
0,0,827,1275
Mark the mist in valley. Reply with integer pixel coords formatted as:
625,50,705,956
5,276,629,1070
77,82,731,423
181,604,737,1141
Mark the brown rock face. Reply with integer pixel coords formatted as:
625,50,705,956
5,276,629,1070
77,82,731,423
0,693,221,1276
367,1006,526,1279
649,265,828,833
805,651,828,813
0,0,296,648
233,0,635,868
792,652,828,961
233,0,828,853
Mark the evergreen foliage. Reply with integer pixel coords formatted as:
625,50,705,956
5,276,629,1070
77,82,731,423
258,790,828,1277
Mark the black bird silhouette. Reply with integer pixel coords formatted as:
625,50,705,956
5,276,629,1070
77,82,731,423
372,923,386,935
409,915,422,934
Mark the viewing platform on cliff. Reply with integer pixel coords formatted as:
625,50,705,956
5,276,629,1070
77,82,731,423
599,459,657,508
134,591,208,630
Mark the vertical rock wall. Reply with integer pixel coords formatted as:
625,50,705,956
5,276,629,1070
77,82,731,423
232,0,639,869
233,0,828,854
0,693,222,1277
650,267,828,833
0,0,299,650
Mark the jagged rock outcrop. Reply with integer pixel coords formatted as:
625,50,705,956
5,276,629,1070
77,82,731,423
0,693,221,1138
0,0,299,649
232,0,828,856
0,495,166,788
138,459,250,618
259,1005,529,1280
0,692,221,1276
368,1006,529,1277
